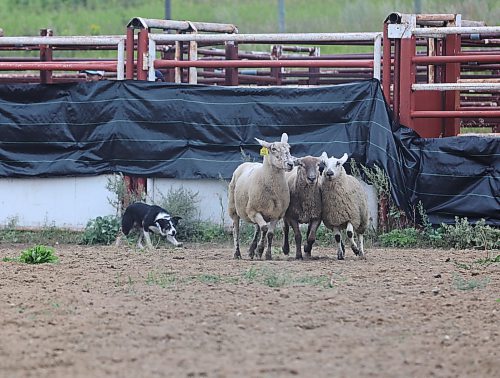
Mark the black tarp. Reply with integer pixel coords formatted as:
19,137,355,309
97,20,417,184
0,79,498,225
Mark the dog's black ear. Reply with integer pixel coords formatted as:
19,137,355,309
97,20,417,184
171,216,182,225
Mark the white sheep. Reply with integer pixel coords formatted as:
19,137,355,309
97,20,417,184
282,155,323,260
320,152,369,259
228,133,294,260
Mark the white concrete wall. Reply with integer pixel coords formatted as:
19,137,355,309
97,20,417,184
0,176,378,231
147,178,231,227
0,176,116,230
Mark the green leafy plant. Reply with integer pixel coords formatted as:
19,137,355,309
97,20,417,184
379,228,420,248
437,217,500,250
81,215,120,245
19,245,58,264
158,186,201,241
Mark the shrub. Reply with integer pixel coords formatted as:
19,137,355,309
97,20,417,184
379,228,420,248
82,215,120,245
19,245,58,264
436,217,500,250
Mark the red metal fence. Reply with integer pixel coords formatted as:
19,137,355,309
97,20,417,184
1,13,499,136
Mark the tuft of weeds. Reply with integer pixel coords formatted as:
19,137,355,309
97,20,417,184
19,245,58,264
196,274,221,284
146,271,177,288
81,215,120,245
379,228,420,248
241,266,332,288
0,226,82,244
452,274,490,291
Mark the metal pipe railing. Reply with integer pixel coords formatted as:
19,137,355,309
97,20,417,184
149,32,383,82
0,36,126,79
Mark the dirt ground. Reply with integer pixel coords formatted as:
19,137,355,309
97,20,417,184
0,242,498,378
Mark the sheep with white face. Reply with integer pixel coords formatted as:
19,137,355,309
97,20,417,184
320,152,369,260
228,133,295,260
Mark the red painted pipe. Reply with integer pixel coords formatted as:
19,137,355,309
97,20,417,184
412,54,500,64
0,62,117,71
411,110,500,118
154,59,374,68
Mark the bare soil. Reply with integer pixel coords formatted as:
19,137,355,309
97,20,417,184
0,242,498,378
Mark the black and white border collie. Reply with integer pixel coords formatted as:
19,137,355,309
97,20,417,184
116,202,182,249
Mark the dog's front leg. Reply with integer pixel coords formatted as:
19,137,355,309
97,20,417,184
144,231,154,249
136,231,145,249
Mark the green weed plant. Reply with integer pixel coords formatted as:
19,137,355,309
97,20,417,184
19,245,58,264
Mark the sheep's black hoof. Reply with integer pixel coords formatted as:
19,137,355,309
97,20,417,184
282,246,289,256
352,246,360,256
265,253,272,260
295,253,303,260
234,253,241,259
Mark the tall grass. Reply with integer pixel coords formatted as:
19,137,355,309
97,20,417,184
2,0,498,37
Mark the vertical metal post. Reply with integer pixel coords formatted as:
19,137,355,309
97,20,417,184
39,29,53,84
270,45,282,85
188,41,198,84
443,34,461,136
174,38,183,83
382,23,392,105
373,33,382,80
393,39,401,124
398,36,416,128
148,38,156,81
137,28,149,81
117,39,125,80
225,41,239,85
278,0,286,32
126,27,135,79
165,0,171,20
308,47,320,85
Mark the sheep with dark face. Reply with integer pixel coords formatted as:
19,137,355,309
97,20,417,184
282,156,323,260
320,152,369,259
228,133,294,260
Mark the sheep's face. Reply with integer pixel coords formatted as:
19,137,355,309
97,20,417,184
320,152,348,181
255,133,294,171
295,156,322,185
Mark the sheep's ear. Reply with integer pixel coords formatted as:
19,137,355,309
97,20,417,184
318,160,326,175
280,133,289,143
339,153,349,165
293,157,302,166
320,151,328,162
255,137,271,148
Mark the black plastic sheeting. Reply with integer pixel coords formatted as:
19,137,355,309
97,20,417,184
0,79,498,225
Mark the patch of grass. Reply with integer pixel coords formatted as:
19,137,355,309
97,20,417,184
0,227,82,244
196,274,221,284
2,257,18,262
452,274,490,291
242,266,333,288
454,261,472,270
146,271,177,288
474,254,500,266
19,245,58,264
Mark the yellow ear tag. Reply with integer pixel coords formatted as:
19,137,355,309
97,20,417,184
260,146,269,156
